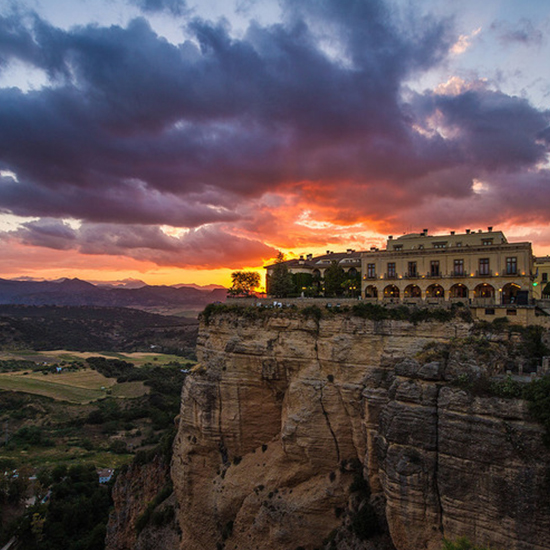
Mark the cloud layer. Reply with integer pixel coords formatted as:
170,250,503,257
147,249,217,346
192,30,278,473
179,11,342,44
0,0,549,271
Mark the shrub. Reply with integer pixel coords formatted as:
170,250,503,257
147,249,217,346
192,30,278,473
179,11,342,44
350,502,379,540
442,537,499,550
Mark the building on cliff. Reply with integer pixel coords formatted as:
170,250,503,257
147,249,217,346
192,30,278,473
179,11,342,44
362,228,534,306
265,228,539,306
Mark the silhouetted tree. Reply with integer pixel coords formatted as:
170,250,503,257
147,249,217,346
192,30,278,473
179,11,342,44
228,271,260,296
268,253,294,298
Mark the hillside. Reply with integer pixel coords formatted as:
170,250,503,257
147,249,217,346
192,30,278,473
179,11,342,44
0,305,198,357
0,278,226,311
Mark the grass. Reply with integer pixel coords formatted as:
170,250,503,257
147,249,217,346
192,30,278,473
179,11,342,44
0,445,133,469
110,381,149,398
23,369,116,389
0,375,105,403
0,368,150,403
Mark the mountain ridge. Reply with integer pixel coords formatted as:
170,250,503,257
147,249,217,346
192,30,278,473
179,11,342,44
0,277,226,309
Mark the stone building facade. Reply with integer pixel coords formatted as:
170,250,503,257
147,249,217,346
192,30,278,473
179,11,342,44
265,228,537,306
361,228,534,306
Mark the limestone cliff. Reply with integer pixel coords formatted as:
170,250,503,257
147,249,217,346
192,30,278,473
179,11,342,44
106,454,180,550
171,310,550,550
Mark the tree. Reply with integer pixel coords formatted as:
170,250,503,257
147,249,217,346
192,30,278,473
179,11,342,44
268,253,295,298
228,271,260,296
324,260,346,297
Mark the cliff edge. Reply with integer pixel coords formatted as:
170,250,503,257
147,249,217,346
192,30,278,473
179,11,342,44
171,308,550,550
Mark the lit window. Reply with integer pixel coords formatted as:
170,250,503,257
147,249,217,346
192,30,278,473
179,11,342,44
387,263,396,278
454,259,464,276
479,258,490,276
506,257,517,275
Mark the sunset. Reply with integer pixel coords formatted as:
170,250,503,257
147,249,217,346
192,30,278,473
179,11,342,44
0,0,549,287
2,2,550,548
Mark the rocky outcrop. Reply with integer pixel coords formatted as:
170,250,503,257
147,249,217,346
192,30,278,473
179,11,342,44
106,454,180,550
170,311,550,550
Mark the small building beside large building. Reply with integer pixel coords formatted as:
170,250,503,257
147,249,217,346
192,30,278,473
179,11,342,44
265,227,540,306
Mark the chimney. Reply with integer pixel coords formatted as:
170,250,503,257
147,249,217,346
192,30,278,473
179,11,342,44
388,235,393,240
299,255,304,260
306,254,312,261
450,231,455,235
466,229,470,234
422,228,428,236
488,226,493,232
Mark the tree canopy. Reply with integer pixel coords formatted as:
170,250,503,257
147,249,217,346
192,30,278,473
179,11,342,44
228,271,260,296
268,253,294,298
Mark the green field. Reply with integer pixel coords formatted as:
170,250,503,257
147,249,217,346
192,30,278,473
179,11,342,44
0,374,105,403
0,349,189,367
0,368,151,403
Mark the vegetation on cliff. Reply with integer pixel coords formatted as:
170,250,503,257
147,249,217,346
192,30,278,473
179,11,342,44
201,301,470,325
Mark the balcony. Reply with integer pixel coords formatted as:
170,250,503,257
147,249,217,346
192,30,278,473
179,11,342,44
384,273,398,280
475,270,493,277
450,270,467,277
427,272,442,278
364,274,377,280
404,273,419,279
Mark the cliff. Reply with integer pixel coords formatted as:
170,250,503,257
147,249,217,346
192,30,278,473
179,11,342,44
171,310,550,550
106,454,181,550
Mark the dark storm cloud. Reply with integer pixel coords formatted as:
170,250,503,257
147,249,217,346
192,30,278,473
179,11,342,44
4,220,277,268
0,0,549,266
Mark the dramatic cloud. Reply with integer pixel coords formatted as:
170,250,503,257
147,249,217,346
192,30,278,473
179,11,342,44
2,219,277,268
0,0,549,275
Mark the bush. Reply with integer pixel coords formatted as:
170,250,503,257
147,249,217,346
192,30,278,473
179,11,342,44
524,375,550,447
442,537,499,550
350,502,379,540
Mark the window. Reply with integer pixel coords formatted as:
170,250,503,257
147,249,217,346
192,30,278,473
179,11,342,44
433,242,447,249
456,242,462,247
482,239,493,246
485,308,495,315
430,261,440,277
506,257,517,275
543,273,548,283
479,258,490,276
407,262,417,277
453,259,464,276
367,263,376,278
393,245,403,251
418,244,424,250
506,309,517,316
387,262,396,278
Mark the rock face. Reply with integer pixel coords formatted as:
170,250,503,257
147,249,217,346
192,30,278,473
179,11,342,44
171,312,550,550
106,454,180,550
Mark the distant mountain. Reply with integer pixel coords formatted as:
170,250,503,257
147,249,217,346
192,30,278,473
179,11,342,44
0,277,227,310
90,278,148,289
172,283,226,291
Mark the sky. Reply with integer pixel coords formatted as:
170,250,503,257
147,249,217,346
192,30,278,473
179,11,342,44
0,0,549,287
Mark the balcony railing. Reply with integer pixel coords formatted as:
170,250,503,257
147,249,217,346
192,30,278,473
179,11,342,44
476,270,493,277
384,273,398,280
